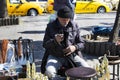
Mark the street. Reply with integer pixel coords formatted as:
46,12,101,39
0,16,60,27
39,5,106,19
0,12,116,72
0,12,116,40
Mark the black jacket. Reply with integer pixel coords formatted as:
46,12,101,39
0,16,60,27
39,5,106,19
41,19,84,74
53,0,76,11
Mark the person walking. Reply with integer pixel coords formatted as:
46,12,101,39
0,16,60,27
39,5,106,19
41,6,89,80
49,0,76,22
53,0,76,12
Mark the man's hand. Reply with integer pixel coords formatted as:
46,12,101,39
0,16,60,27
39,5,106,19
55,34,64,44
63,45,76,56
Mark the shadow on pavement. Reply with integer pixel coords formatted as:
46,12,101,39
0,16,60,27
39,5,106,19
18,30,45,34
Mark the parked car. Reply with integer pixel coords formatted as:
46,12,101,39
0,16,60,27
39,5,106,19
46,0,111,13
26,0,48,12
46,0,54,13
98,0,119,10
7,0,44,16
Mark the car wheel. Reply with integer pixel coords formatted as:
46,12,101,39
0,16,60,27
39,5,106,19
27,9,38,16
97,6,106,13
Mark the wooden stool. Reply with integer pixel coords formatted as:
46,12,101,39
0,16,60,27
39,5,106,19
109,60,120,80
99,56,120,80
108,56,120,80
65,67,97,80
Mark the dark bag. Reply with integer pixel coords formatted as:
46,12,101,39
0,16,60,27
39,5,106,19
57,54,77,77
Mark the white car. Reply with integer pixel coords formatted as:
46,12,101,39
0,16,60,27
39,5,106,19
26,0,48,12
99,0,119,10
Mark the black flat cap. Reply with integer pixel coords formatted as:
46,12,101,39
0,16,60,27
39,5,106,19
57,6,73,18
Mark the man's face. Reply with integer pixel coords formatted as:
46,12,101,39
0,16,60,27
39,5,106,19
58,17,70,27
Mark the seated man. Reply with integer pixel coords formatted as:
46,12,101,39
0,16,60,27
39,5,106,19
41,6,90,80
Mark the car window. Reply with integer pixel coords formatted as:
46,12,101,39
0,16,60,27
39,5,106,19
9,0,21,3
38,0,47,1
26,0,47,1
27,0,36,1
86,0,92,1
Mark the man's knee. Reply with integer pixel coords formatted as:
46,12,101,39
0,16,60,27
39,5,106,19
45,66,57,78
74,55,90,67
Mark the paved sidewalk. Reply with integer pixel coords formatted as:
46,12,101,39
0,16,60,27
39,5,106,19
0,13,118,79
0,14,101,72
